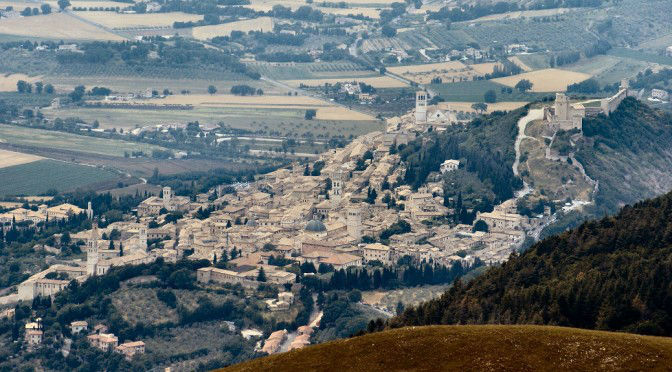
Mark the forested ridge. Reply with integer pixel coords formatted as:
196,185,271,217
389,189,672,336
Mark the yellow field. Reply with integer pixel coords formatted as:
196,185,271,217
121,94,376,120
282,76,407,88
508,56,533,72
0,73,43,92
74,11,202,29
192,17,273,40
0,149,43,169
437,101,527,114
388,61,499,84
0,13,125,40
493,69,592,92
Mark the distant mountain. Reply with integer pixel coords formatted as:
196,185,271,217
389,189,672,336
223,325,672,371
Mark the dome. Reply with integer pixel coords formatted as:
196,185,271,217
245,218,257,227
305,219,326,232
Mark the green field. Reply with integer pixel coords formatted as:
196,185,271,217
0,159,118,196
0,124,168,157
247,61,376,80
44,107,382,138
398,27,475,49
45,76,280,96
607,48,672,66
515,53,552,70
430,80,549,102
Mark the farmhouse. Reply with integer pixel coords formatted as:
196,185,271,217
71,321,88,335
88,333,119,351
116,341,145,360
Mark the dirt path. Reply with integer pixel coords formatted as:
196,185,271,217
513,108,543,178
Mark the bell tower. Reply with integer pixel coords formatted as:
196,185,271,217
87,222,99,276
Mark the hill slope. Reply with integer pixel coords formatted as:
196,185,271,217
223,325,672,371
390,189,672,336
575,97,672,212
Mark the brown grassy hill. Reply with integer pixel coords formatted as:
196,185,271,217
222,325,672,371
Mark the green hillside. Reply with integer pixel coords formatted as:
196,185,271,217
223,325,672,371
575,97,672,212
389,189,672,336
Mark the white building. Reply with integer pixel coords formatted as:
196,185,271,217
440,159,460,173
651,89,669,101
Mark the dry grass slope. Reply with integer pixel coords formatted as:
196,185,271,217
223,325,672,372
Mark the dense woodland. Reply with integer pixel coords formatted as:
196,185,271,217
399,107,525,204
389,189,672,336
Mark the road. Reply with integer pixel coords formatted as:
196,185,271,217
278,295,322,353
512,108,543,178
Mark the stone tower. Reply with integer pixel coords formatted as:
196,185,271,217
554,93,570,121
330,169,343,203
138,226,148,251
415,91,428,123
346,206,362,241
162,186,172,204
87,223,99,276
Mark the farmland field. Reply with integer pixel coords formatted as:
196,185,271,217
74,11,202,29
460,17,597,52
320,7,382,19
0,13,125,41
0,124,167,157
591,58,653,85
397,27,475,50
282,76,407,88
607,48,672,66
564,55,625,76
0,149,42,168
46,75,277,95
508,56,532,72
492,69,592,92
437,101,527,114
515,54,551,70
248,61,374,80
192,17,274,40
466,8,572,22
46,94,382,136
0,73,42,92
388,61,498,84
429,80,548,102
0,159,118,197
244,0,396,12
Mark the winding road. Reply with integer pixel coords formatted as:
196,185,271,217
513,108,543,178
